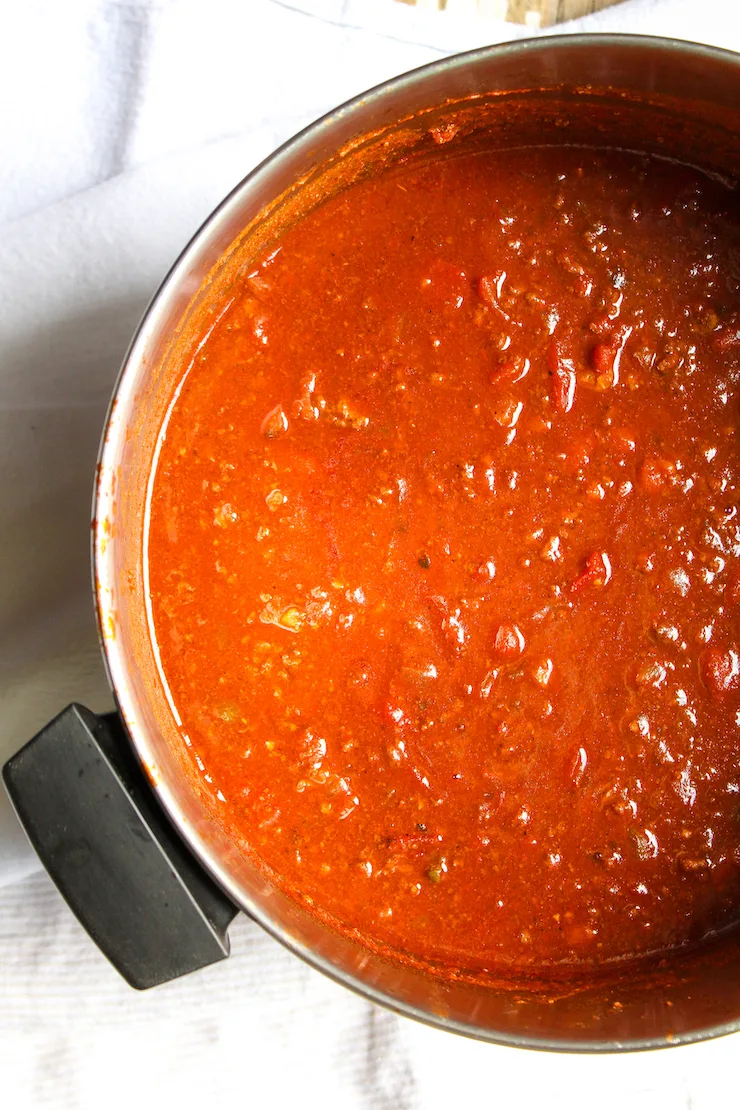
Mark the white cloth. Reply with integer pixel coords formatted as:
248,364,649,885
2,1,740,1105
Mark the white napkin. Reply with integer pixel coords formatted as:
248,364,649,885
2,1,740,1106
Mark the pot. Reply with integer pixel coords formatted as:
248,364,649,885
5,33,740,1051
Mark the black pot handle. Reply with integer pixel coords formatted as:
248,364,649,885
2,704,239,989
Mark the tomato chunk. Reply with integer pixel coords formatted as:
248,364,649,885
589,326,632,389
547,339,576,413
571,552,612,593
477,273,505,307
592,342,616,375
493,621,526,658
490,355,530,386
699,646,740,699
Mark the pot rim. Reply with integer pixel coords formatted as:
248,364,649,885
93,32,740,1051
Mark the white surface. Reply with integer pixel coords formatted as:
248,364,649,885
2,0,740,1105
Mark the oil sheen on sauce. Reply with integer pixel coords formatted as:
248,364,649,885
146,145,740,976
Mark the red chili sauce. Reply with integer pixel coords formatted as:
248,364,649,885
147,143,740,977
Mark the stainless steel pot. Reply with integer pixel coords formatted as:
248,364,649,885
6,33,740,1051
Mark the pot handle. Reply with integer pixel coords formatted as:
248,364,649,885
2,703,239,989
